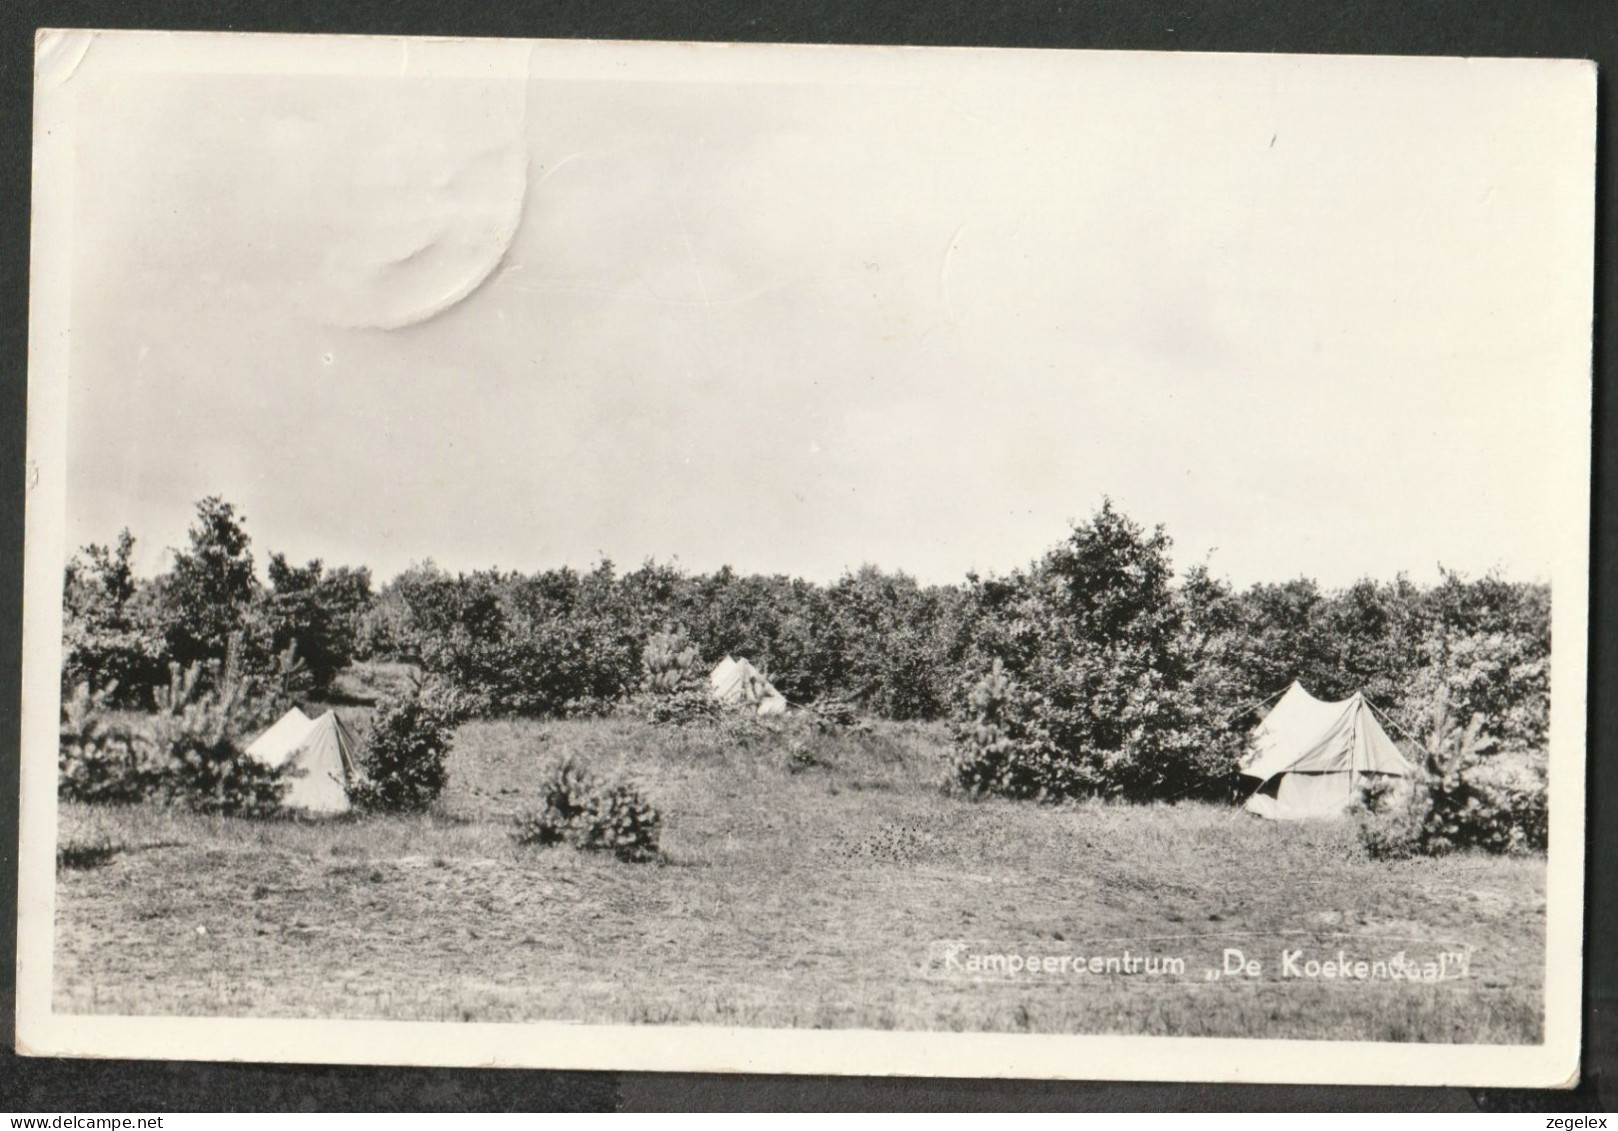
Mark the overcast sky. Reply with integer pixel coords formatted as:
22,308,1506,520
53,36,1593,588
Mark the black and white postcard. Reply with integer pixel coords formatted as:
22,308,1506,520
17,31,1594,1086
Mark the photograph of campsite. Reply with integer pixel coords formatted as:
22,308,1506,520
38,35,1588,1052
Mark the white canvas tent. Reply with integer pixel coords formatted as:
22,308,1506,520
245,707,358,814
709,655,789,716
1241,681,1415,819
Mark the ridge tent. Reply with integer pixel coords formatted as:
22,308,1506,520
245,707,359,814
245,705,312,763
1240,681,1415,820
709,655,789,716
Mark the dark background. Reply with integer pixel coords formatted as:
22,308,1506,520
1,0,1612,1113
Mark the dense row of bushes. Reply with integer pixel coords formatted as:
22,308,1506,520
359,559,967,722
353,517,1551,776
950,501,1550,814
63,497,1549,746
63,499,372,705
60,494,1551,855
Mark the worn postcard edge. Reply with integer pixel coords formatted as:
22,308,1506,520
13,31,1595,1088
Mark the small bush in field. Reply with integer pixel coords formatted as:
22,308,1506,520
950,660,1036,797
641,626,702,695
639,627,717,726
713,706,772,748
58,681,166,805
60,633,292,816
585,783,663,862
1356,755,1547,859
809,696,860,731
59,729,156,806
151,721,287,818
646,686,721,727
148,650,288,817
350,680,460,813
57,834,119,871
83,642,288,818
513,757,661,863
785,734,835,774
1357,687,1548,859
515,757,596,846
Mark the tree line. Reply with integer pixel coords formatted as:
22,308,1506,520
63,495,1549,795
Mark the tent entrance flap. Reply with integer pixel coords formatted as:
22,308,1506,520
1243,770,1404,821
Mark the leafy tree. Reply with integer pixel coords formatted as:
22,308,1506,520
158,497,258,669
61,529,168,703
1225,579,1334,700
1316,576,1426,711
359,559,449,660
251,554,372,692
1402,569,1550,754
955,500,1245,802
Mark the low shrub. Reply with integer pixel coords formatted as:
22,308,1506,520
584,782,663,862
149,717,287,817
515,757,595,846
1354,776,1428,860
641,626,702,694
808,696,860,731
59,647,290,817
59,682,166,805
1356,753,1547,859
645,686,721,727
56,834,119,871
147,653,287,817
349,680,461,813
59,729,159,806
513,757,661,863
714,705,774,748
639,627,718,726
784,733,836,774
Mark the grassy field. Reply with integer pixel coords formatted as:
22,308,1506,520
54,708,1546,1042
